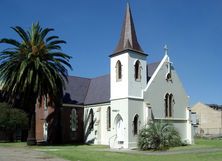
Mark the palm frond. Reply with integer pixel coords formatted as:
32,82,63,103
11,26,29,44
0,38,21,47
40,28,54,40
46,36,59,42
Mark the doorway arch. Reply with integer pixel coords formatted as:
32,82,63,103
114,114,124,144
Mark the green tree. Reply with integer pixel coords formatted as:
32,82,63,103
0,103,28,142
0,23,72,145
138,121,182,150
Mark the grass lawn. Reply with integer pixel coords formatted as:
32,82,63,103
1,139,222,161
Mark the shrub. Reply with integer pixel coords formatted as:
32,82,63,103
138,121,182,150
0,103,28,141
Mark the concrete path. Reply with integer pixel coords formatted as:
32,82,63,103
0,147,68,161
106,147,222,155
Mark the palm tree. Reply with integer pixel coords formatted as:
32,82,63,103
0,22,72,145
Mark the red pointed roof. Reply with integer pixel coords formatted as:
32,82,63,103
110,3,147,57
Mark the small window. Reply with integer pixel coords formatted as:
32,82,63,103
70,109,78,131
166,61,172,81
133,114,139,135
135,60,141,81
116,60,122,81
107,107,111,131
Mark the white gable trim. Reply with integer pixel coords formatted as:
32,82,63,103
143,54,169,92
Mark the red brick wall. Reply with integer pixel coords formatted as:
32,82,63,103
35,96,84,144
35,96,55,143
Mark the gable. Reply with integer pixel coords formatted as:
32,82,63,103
143,55,189,118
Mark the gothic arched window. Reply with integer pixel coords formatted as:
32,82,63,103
107,106,111,131
133,114,139,135
135,60,141,81
165,93,169,117
165,93,174,117
116,60,122,81
70,108,78,131
169,94,174,117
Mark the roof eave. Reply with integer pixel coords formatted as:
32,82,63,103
109,48,148,58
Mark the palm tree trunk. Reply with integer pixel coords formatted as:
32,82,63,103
27,106,36,145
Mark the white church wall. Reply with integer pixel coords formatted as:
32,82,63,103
110,98,129,148
84,103,111,145
99,104,112,145
110,53,129,100
128,52,147,98
128,98,144,148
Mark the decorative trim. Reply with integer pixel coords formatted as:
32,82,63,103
155,118,188,121
109,48,148,58
85,102,111,108
144,54,168,92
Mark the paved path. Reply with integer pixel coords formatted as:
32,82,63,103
106,147,222,155
0,147,68,161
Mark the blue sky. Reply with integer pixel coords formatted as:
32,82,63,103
0,0,221,105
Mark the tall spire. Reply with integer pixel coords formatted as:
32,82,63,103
112,3,145,55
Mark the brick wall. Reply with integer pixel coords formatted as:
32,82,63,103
35,96,84,143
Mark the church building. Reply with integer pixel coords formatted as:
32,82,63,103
35,4,193,149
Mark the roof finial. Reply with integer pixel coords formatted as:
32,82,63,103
164,44,168,55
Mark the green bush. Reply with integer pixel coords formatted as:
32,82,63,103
138,121,182,150
0,103,28,141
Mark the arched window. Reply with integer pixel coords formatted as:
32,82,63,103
165,94,169,117
89,109,94,131
70,108,78,131
169,94,174,117
133,114,139,135
43,122,48,141
107,106,111,131
165,93,174,117
116,60,122,81
135,60,141,81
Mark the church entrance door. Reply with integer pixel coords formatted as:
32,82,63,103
115,114,124,144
